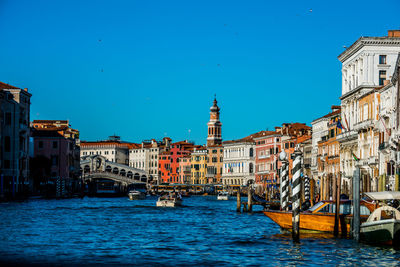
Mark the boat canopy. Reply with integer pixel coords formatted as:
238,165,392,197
364,191,400,200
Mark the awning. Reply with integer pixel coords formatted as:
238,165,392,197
364,191,400,200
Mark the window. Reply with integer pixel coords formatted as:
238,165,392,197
379,55,387,64
249,148,254,157
4,160,10,169
5,136,11,152
5,112,11,125
52,141,58,149
290,142,295,148
39,141,43,149
379,70,386,86
51,155,59,166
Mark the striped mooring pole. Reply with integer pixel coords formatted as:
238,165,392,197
292,149,302,242
304,176,310,202
279,151,289,211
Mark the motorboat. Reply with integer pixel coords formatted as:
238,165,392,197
128,190,146,200
263,199,376,234
217,191,229,200
156,193,182,207
360,191,400,245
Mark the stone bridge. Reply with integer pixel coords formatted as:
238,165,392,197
80,155,152,185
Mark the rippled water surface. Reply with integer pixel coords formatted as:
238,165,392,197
1,196,400,266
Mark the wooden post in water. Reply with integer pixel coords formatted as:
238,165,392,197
352,167,360,242
248,186,252,212
236,188,241,212
291,149,302,242
334,173,341,237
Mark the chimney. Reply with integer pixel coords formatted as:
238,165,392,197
388,30,400,38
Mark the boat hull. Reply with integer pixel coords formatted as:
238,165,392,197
128,192,146,200
217,195,229,200
360,219,400,245
263,210,350,234
156,199,182,207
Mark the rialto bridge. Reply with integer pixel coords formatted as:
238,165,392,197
80,155,152,194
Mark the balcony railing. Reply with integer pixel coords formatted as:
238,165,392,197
336,130,358,142
353,119,374,131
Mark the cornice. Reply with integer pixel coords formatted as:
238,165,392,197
338,37,400,63
340,85,375,100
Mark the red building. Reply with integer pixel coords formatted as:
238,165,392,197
254,131,282,192
158,141,200,183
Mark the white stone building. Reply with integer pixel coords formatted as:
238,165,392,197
337,30,400,192
129,140,162,182
80,136,130,165
222,138,255,186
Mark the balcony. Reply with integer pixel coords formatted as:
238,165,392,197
256,170,270,175
353,119,374,131
258,155,270,159
368,156,378,165
336,130,358,143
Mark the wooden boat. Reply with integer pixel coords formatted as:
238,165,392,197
217,191,229,200
263,200,376,234
360,191,400,245
156,193,182,207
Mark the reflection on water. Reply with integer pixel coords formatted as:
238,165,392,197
0,196,400,266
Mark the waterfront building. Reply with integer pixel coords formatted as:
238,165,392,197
311,107,342,200
316,108,342,200
337,30,400,194
191,148,208,184
158,140,198,184
178,155,191,184
129,138,171,184
377,53,400,191
206,145,223,184
222,133,259,186
80,136,130,165
0,82,31,198
254,131,281,193
279,123,312,180
31,121,80,192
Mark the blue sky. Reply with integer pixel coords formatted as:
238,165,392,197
1,0,399,144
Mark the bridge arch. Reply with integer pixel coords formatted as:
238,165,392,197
127,171,133,178
84,165,90,173
105,165,112,172
134,173,140,180
113,167,119,174
120,169,126,176
141,175,147,183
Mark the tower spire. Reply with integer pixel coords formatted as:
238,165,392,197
207,96,222,146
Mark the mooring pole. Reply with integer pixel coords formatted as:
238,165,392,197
352,167,360,242
292,149,302,242
248,186,252,212
334,173,342,236
236,188,241,212
304,176,310,203
279,151,288,211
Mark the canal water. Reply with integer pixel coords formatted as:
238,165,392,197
1,196,400,266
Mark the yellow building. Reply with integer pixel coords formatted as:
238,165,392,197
191,149,208,184
206,145,223,184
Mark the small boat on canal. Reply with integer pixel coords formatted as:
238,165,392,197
217,191,229,200
128,190,146,200
360,191,400,245
263,199,376,234
156,193,183,207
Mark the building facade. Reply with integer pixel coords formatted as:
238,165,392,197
0,82,31,198
191,149,208,184
80,136,130,165
337,30,400,194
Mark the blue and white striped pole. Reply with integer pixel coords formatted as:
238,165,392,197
279,151,288,211
292,149,302,241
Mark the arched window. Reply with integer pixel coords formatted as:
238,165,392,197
249,148,254,157
249,163,254,174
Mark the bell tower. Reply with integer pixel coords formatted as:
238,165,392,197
207,96,222,146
